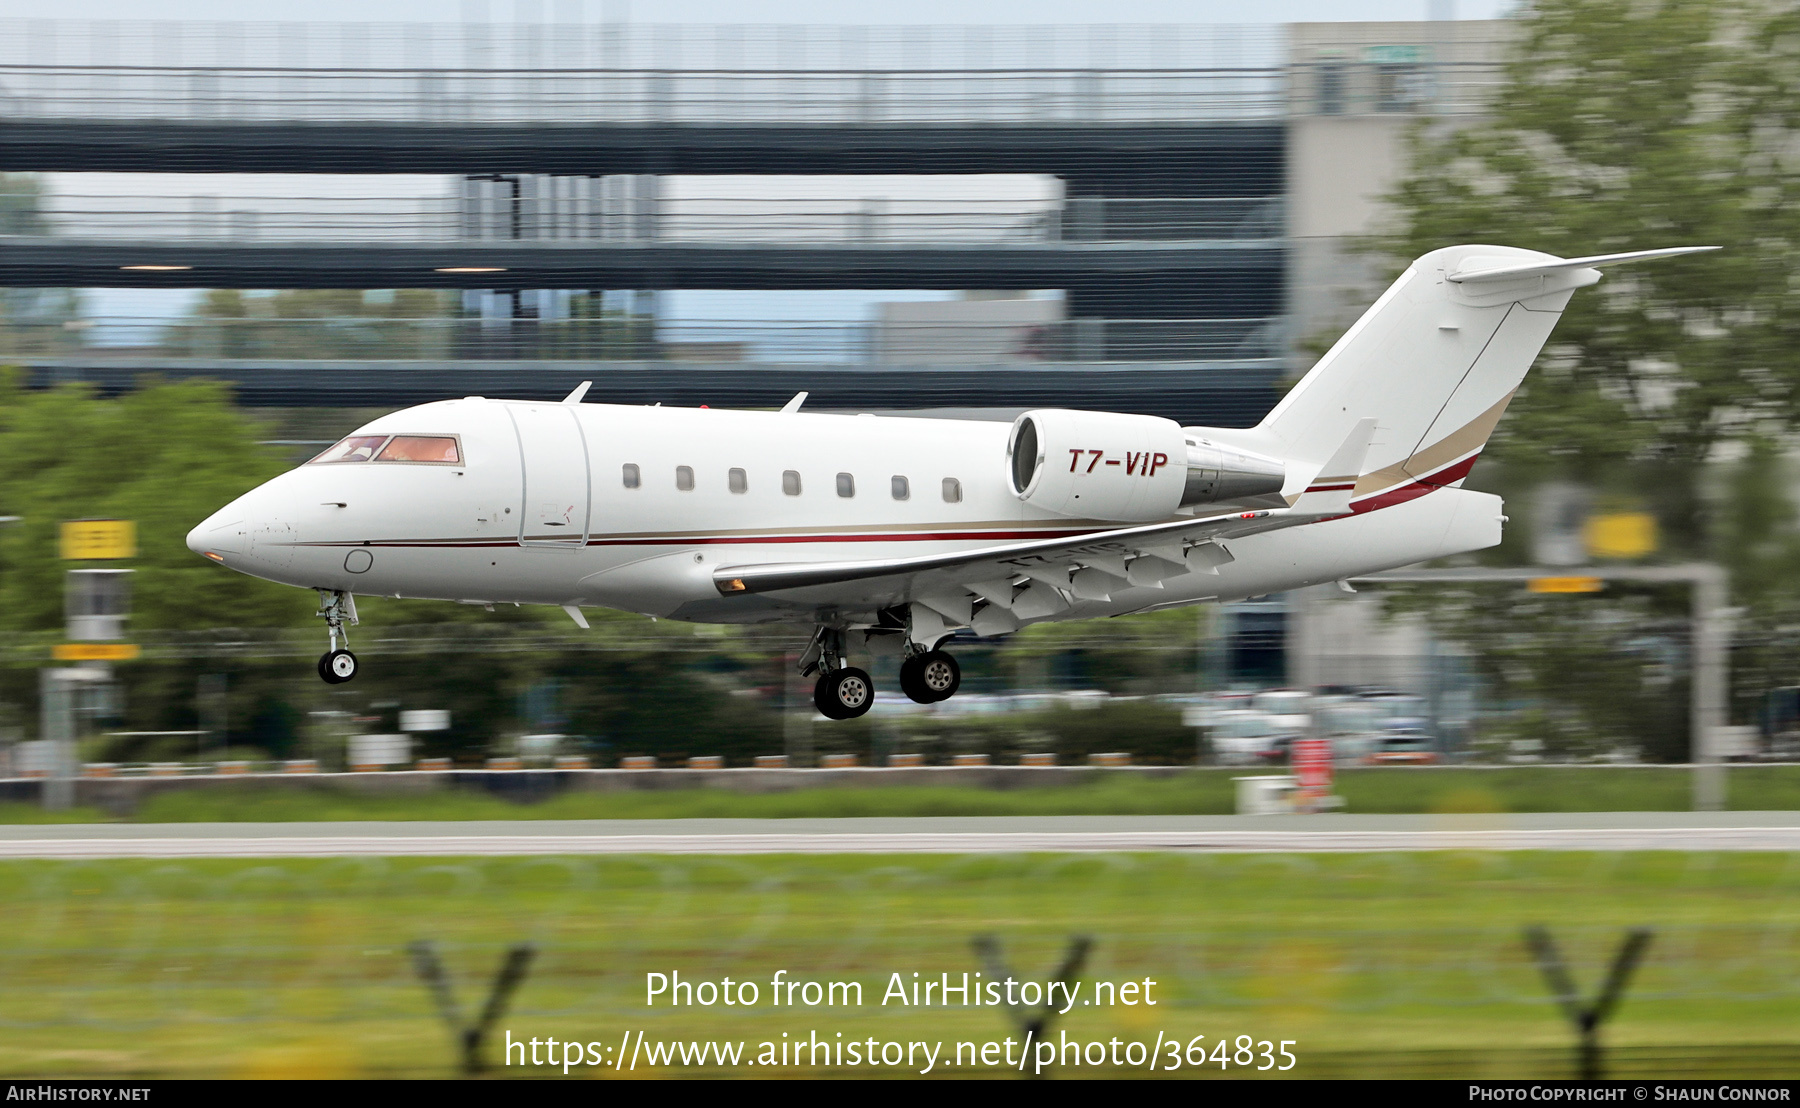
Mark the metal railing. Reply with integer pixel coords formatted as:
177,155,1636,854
6,192,1283,246
0,64,1286,125
2,314,1289,364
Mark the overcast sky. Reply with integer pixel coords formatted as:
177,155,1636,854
26,0,1516,25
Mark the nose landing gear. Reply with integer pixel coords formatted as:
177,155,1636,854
315,589,360,685
319,649,358,684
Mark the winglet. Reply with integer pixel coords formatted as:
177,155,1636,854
561,381,592,405
1291,417,1377,516
779,391,808,414
1447,246,1717,284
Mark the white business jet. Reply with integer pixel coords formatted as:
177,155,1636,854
187,244,1711,719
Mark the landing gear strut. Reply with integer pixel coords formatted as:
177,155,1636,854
316,589,359,685
801,626,874,720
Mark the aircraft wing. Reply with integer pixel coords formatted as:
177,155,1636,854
708,502,1326,631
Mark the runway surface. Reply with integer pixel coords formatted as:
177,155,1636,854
3,812,1800,857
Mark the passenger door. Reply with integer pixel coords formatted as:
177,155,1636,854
507,403,590,547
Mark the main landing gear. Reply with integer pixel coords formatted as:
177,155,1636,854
802,627,872,720
801,624,962,720
315,589,359,685
814,667,874,721
899,650,961,705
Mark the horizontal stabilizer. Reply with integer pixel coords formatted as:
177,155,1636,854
1446,246,1717,284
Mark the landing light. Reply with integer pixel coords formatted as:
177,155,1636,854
202,552,225,563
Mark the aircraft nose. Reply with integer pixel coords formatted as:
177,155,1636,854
187,508,246,560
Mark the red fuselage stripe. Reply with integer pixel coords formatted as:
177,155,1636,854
287,456,1483,550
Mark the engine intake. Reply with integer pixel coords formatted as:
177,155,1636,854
1007,409,1286,523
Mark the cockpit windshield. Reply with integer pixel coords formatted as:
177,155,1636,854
308,434,463,465
309,435,389,464
377,436,462,464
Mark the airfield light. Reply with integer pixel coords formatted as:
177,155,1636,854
118,265,192,272
434,266,509,273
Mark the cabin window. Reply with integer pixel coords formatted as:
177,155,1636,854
622,463,641,489
676,466,695,491
376,435,462,464
942,477,962,503
836,472,855,498
782,470,802,496
728,468,748,494
308,435,389,464
891,475,910,501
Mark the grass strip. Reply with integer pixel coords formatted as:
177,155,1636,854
0,852,1796,1078
2,766,1797,824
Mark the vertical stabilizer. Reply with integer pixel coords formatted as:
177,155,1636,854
1254,244,1713,503
1260,245,1580,487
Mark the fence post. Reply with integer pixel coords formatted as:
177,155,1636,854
1525,925,1652,1080
408,940,537,1075
971,933,1092,1077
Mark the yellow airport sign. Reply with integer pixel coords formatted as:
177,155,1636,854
60,519,136,560
52,643,141,661
1528,576,1605,595
1584,511,1658,559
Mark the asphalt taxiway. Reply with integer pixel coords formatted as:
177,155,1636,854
1,812,1797,857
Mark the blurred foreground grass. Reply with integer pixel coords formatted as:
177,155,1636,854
1,851,1798,1078
4,766,1800,823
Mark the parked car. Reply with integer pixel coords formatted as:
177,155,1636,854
1366,728,1439,765
1209,709,1306,765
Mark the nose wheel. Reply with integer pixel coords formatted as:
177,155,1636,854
814,667,874,720
899,650,961,704
318,649,358,684
314,589,360,684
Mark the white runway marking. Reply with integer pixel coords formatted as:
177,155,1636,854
5,826,1800,858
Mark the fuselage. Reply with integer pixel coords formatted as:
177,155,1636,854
186,396,1501,628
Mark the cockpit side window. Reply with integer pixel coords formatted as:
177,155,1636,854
377,435,462,464
309,435,389,464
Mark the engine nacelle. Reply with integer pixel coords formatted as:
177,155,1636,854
1007,409,1287,522
1008,409,1191,522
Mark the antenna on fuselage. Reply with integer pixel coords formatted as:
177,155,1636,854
560,381,592,405
780,391,808,414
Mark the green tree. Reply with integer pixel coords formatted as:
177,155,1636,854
1365,0,1800,755
1374,0,1776,472
0,373,303,632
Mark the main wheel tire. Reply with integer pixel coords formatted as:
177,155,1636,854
814,667,874,720
899,655,935,704
319,649,358,684
916,650,961,702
